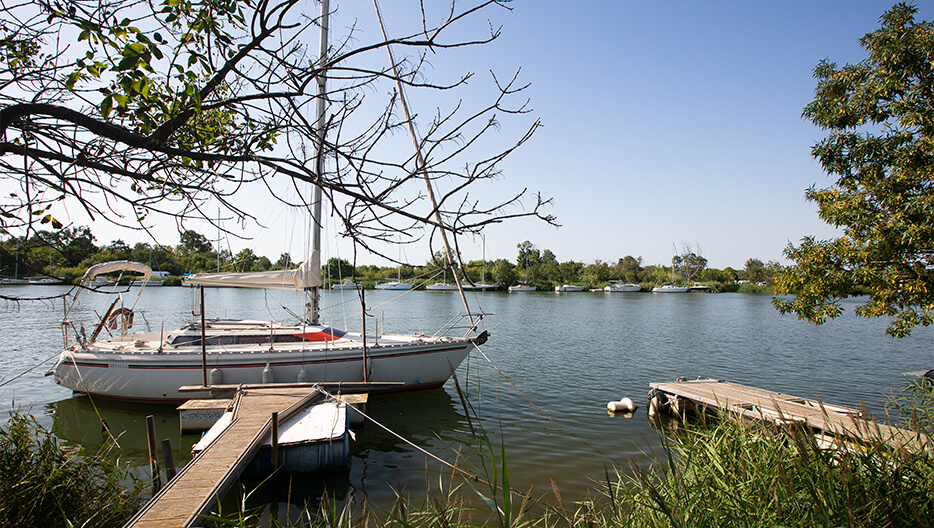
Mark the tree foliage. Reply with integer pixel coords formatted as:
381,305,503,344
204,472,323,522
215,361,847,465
774,3,934,337
0,0,554,265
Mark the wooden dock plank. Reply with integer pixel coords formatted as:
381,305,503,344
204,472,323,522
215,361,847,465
125,387,327,528
650,379,928,450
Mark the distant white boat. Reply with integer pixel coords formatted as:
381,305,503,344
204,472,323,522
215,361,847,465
652,283,689,293
425,282,458,291
331,279,360,290
375,280,412,290
90,276,115,288
555,284,584,292
131,279,164,287
0,278,29,285
29,277,64,285
462,283,499,291
605,282,641,292
508,283,537,292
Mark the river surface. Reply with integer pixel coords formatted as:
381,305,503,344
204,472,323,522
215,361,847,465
1,285,931,518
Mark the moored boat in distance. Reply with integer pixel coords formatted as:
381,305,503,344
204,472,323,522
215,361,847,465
462,283,499,291
374,280,412,290
425,282,458,291
508,283,537,292
29,277,64,285
555,284,584,292
652,282,689,293
604,281,641,292
331,279,360,290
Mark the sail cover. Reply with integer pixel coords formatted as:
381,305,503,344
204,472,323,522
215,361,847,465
81,260,153,282
182,251,321,290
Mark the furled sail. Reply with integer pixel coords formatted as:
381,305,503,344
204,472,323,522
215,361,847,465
182,251,321,290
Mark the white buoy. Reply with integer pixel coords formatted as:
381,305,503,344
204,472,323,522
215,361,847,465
297,366,308,383
607,397,637,413
262,362,274,384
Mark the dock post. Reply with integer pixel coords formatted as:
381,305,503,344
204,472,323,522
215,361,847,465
161,438,177,481
145,415,162,493
270,411,279,472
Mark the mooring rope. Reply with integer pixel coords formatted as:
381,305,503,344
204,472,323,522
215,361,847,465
0,350,62,389
316,386,537,503
470,343,628,468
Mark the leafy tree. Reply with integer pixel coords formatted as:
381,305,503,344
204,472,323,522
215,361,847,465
516,241,540,269
179,230,213,254
616,255,643,283
582,260,613,284
745,259,767,284
0,0,554,263
275,253,293,270
774,3,934,337
325,258,354,283
56,227,97,266
234,248,259,272
491,258,516,286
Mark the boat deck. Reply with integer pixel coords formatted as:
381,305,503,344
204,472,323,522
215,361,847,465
650,378,929,449
125,386,325,528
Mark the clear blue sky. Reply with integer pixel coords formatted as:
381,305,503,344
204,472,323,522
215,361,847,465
78,1,933,270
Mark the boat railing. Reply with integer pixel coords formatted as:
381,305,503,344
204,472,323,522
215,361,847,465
433,311,491,338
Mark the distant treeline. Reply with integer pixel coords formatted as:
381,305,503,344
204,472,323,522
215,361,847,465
0,230,780,292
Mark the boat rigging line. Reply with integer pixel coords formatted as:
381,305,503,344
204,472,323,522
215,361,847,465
470,341,628,468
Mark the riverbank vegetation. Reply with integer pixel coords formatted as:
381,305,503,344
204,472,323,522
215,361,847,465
0,411,142,528
0,230,779,292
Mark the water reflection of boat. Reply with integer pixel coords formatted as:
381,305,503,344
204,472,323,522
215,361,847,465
49,395,196,465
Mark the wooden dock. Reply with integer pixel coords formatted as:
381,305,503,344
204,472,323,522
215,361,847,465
649,378,929,449
124,386,326,528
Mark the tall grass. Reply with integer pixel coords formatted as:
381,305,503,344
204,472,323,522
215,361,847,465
0,411,142,528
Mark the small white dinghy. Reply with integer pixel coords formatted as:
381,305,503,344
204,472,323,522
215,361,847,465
193,400,350,475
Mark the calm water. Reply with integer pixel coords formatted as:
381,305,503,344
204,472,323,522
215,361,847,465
1,285,931,515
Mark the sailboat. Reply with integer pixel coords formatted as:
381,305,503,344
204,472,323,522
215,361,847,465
424,269,458,291
50,6,486,403
462,236,498,291
652,244,689,293
508,253,536,292
0,243,29,285
375,245,413,290
29,248,64,285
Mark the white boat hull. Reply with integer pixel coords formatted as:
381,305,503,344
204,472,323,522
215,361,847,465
54,327,476,403
425,283,458,291
374,281,412,290
652,284,689,293
605,283,641,292
462,283,499,291
555,285,584,292
508,285,537,292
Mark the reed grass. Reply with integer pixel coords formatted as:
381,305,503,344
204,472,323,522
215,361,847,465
0,410,142,528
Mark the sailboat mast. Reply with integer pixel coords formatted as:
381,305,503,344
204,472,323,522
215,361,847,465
373,0,475,327
307,0,330,325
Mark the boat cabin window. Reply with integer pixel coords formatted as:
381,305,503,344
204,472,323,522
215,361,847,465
169,327,345,347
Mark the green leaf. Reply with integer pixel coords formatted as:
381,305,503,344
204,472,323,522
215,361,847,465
100,95,113,118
